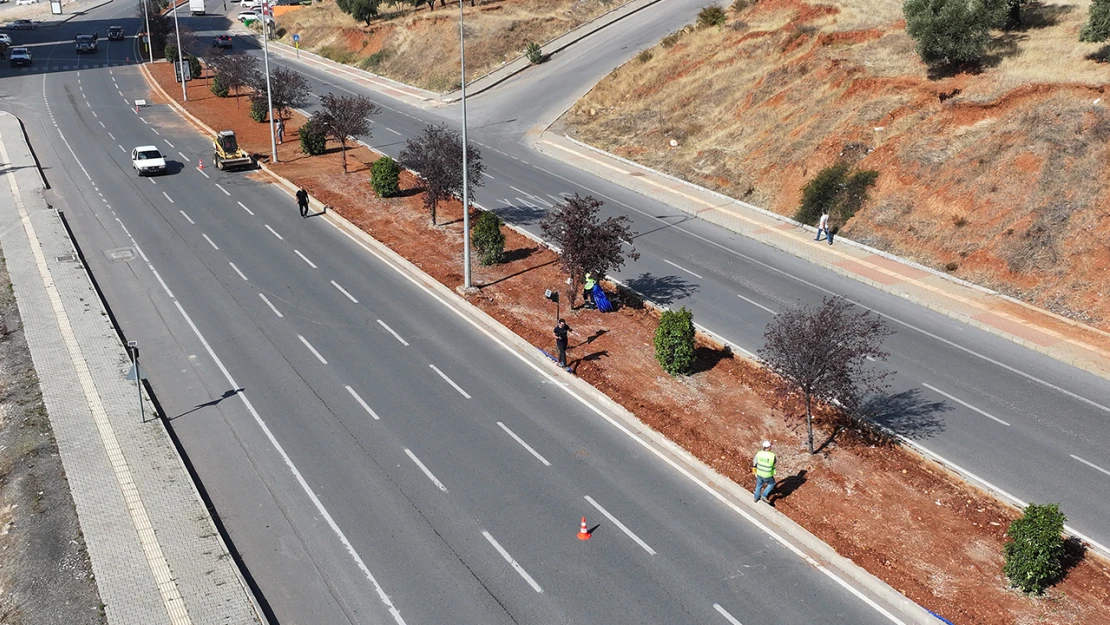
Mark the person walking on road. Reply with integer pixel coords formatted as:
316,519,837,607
553,319,572,372
753,440,776,503
296,187,310,218
815,212,831,244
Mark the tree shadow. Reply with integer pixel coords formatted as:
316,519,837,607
689,344,730,374
980,32,1027,68
857,388,951,440
1061,536,1087,579
501,245,539,263
624,272,699,306
1086,45,1110,63
478,257,557,287
1021,2,1075,29
171,388,244,421
493,201,548,226
769,469,807,505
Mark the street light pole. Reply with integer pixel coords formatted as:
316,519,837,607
143,0,153,63
459,0,471,289
171,0,187,101
261,3,277,164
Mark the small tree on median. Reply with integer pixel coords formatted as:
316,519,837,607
759,296,893,454
398,124,485,225
214,52,260,107
299,117,328,156
1004,503,1067,594
539,194,639,308
370,156,401,197
655,307,696,375
312,92,380,174
471,211,506,265
255,66,310,123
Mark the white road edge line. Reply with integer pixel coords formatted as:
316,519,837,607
329,280,358,303
584,495,656,555
922,383,1010,426
162,191,175,204
345,386,381,420
377,319,408,345
736,293,776,315
496,422,551,467
202,233,219,250
237,201,255,216
404,449,447,492
258,293,282,317
214,182,231,196
481,531,543,593
294,249,317,268
298,335,328,364
713,604,744,625
1071,454,1110,477
265,224,284,240
663,258,704,280
429,364,470,399
229,262,247,281
178,210,193,224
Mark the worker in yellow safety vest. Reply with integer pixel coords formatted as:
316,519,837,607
583,273,597,309
752,440,776,503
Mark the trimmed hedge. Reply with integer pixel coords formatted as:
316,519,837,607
654,307,695,375
370,155,401,197
1004,503,1067,594
471,211,506,266
299,117,327,156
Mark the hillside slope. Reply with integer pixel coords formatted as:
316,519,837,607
561,0,1110,329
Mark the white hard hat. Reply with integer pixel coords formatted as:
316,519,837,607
762,440,771,449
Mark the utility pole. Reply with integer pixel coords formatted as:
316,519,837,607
171,0,187,101
459,0,471,289
143,0,153,63
261,1,277,164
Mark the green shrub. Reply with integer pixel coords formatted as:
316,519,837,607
211,73,230,97
186,54,202,81
249,96,269,123
163,43,177,62
697,5,727,27
903,0,995,68
731,0,751,11
1081,0,1110,41
637,49,653,63
795,162,878,227
471,211,506,265
359,49,392,70
661,29,686,48
318,44,357,65
370,155,401,197
1004,503,1067,594
525,41,544,64
654,307,696,375
299,117,327,156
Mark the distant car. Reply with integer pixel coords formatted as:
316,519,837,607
75,33,98,53
14,0,38,5
132,146,167,176
8,19,37,29
107,26,124,41
236,10,258,21
239,0,260,7
9,47,31,67
213,34,232,48
0,34,11,45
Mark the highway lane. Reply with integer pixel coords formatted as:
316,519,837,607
231,30,1110,554
6,4,917,625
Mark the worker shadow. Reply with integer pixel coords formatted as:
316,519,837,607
769,470,807,506
624,272,698,306
570,349,608,371
170,388,244,421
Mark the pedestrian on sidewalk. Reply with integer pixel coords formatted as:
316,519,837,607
296,187,310,218
582,273,597,309
753,440,776,503
815,212,831,244
554,319,572,372
276,118,285,145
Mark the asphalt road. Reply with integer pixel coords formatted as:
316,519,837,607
1,3,921,625
203,12,1110,557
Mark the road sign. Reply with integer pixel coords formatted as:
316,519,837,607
292,33,300,42
124,361,147,381
174,60,192,83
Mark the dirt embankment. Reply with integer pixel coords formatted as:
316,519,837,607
562,0,1110,329
273,0,626,92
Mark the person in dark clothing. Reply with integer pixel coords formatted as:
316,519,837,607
553,319,572,372
296,187,309,218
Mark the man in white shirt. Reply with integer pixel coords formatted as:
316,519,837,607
815,212,832,244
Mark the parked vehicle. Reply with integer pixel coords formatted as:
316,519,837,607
132,146,167,176
107,25,125,41
189,0,205,16
9,46,31,67
236,10,258,22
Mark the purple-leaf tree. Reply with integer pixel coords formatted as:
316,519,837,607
313,92,380,173
398,124,484,225
540,194,639,308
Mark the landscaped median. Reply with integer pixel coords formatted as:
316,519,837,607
140,59,1110,624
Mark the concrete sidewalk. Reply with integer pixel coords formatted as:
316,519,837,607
0,112,264,625
535,131,1110,381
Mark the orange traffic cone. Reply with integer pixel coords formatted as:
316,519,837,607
198,158,204,170
577,516,591,541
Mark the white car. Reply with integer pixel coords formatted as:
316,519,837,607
0,35,12,46
132,146,167,176
14,0,38,6
236,10,259,21
240,0,260,8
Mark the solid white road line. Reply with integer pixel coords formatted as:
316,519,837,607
736,293,776,315
713,604,744,625
1071,454,1110,477
229,262,247,281
429,364,470,399
163,191,175,204
330,281,358,303
259,293,283,317
202,233,219,250
237,201,255,216
178,210,193,224
265,224,284,240
922,383,1010,426
663,259,705,280
345,386,380,420
482,531,543,593
496,422,551,467
294,250,317,268
377,319,408,345
404,449,447,492
584,495,656,555
298,335,328,364
215,183,231,196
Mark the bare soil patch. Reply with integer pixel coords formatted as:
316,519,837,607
150,60,1110,625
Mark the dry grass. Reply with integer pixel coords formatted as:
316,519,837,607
275,0,625,92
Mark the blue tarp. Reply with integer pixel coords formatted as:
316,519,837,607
592,284,614,312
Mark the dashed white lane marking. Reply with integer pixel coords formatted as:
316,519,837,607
377,319,408,345
736,293,776,315
178,210,194,224
202,233,219,250
197,168,210,179
151,128,160,135
264,224,283,240
91,110,98,118
108,132,116,140
237,201,254,216
384,127,401,135
429,364,470,399
509,184,529,197
229,262,247,281
404,449,447,493
922,383,1010,426
496,422,550,467
345,386,380,420
482,171,494,179
324,280,356,303
179,151,188,160
258,293,282,317
140,117,148,124
164,139,174,148
298,334,328,364
584,495,657,555
713,604,744,625
163,191,175,204
98,120,105,127
1071,455,1110,477
86,101,92,108
118,144,125,152
294,249,317,268
663,259,704,280
214,183,231,196
118,90,124,97
482,531,543,593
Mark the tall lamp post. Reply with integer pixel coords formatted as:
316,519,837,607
171,0,187,101
142,0,153,63
459,0,471,289
261,1,277,164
